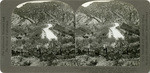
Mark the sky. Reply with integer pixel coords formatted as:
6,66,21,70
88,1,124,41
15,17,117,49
81,0,113,7
16,1,49,8
82,0,150,7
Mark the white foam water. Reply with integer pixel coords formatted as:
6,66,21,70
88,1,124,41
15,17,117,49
41,24,58,41
108,23,124,40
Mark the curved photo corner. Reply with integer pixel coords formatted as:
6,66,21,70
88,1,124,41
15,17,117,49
11,0,75,66
75,0,140,66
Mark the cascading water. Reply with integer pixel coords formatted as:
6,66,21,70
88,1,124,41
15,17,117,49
41,24,58,41
108,23,124,40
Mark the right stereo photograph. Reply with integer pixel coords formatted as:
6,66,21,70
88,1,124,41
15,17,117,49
75,0,140,66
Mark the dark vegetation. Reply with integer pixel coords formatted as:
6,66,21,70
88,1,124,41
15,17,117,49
11,1,140,66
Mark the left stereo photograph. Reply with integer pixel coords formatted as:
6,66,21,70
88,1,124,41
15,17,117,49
11,1,75,66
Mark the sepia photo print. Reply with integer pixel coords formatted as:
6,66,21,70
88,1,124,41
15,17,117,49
11,0,140,66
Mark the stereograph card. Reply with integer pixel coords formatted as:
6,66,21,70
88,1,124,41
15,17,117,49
0,0,150,73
